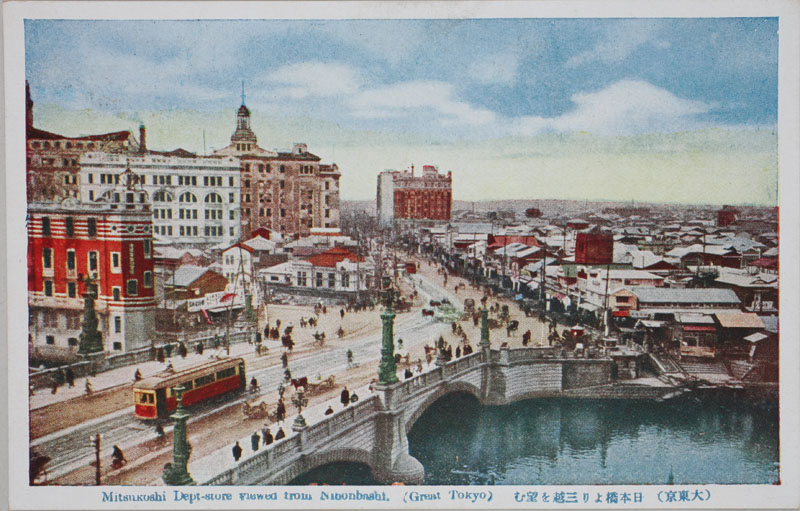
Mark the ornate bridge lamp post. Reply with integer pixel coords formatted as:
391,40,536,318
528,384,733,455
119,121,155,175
162,385,194,485
78,274,103,355
378,275,399,385
480,308,491,348
292,390,309,431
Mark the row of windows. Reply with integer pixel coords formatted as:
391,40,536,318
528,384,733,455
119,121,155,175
41,274,150,298
40,217,97,237
155,225,173,236
152,191,236,204
243,179,286,190
179,208,198,220
63,174,78,185
87,173,235,188
30,140,97,150
245,208,287,218
205,226,224,237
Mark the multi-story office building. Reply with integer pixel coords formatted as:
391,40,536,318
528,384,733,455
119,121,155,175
377,165,452,228
27,187,156,354
213,99,341,239
26,81,134,202
79,151,241,247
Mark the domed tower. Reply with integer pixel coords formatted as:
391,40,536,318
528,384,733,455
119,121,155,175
231,83,258,152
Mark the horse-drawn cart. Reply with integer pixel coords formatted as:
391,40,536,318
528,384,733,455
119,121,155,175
305,375,336,394
242,401,276,421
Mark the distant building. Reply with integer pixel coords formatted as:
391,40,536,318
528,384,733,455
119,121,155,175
717,205,738,227
26,81,134,202
259,246,373,295
575,232,613,264
164,265,228,301
27,196,156,356
377,165,452,228
213,97,341,239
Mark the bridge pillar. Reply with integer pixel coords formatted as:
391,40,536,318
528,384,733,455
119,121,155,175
372,384,425,485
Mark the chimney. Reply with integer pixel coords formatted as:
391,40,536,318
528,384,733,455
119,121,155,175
26,81,34,129
139,124,147,153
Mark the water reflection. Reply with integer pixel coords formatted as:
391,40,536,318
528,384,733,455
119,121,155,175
407,393,779,485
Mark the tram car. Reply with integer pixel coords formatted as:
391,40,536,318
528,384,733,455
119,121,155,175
133,357,246,419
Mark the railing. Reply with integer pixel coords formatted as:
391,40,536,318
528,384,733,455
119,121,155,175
508,347,558,362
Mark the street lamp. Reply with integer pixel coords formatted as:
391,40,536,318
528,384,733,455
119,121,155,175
377,275,399,385
162,384,194,485
292,390,309,431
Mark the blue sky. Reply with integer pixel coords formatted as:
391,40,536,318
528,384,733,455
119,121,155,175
24,18,779,203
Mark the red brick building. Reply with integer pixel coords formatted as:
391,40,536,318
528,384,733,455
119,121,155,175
213,99,341,239
27,196,156,355
377,165,452,228
25,82,134,202
575,232,614,264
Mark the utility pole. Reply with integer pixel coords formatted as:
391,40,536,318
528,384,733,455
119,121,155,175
91,434,101,486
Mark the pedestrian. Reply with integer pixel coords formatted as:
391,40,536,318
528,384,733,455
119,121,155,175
284,368,292,382
264,326,269,341
251,431,261,451
340,308,345,319
404,368,413,379
340,386,350,408
346,349,354,368
232,441,243,461
85,379,93,396
256,331,262,344
277,382,286,399
134,368,142,382
262,427,273,445
323,306,327,314
51,381,58,395
281,351,288,368
112,445,126,466
155,423,165,439
250,377,259,393
65,368,75,387
275,427,286,440
456,346,461,358
397,338,403,350
276,399,286,423
276,319,281,330
325,405,334,415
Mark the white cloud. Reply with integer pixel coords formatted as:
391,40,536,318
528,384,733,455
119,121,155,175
566,21,660,68
263,62,363,99
468,50,521,85
518,80,715,136
350,80,497,126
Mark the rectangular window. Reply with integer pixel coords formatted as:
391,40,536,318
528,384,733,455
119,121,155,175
87,218,97,237
144,240,152,258
42,248,52,268
114,316,122,333
67,282,76,298
46,335,55,345
129,244,135,273
229,176,234,187
328,273,335,288
101,174,106,184
41,217,51,236
67,250,75,270
230,226,234,236
127,279,138,296
89,190,94,201
88,173,94,184
111,252,120,271
342,273,350,287
180,226,185,236
44,280,53,296
281,208,286,218
113,287,121,301
280,180,285,190
88,251,98,272
113,342,122,351
230,193,235,203
203,176,209,186
316,273,323,287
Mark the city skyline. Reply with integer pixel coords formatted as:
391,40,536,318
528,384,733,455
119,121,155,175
25,18,779,205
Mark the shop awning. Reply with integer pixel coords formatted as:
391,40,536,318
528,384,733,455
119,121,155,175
578,302,600,312
682,325,717,332
612,310,629,317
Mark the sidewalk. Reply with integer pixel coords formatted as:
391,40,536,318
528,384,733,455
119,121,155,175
186,381,374,485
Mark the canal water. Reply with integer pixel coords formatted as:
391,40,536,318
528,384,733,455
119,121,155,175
291,393,779,485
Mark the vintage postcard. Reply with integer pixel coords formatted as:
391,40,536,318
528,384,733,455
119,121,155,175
4,1,800,509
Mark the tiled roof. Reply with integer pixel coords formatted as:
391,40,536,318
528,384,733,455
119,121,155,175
714,312,765,329
170,265,210,287
27,126,131,142
306,246,363,268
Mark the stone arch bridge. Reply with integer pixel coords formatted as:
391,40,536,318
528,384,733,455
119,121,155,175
200,345,620,485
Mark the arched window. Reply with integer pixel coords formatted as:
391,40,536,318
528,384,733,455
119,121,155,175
179,192,197,203
205,192,223,203
153,190,174,202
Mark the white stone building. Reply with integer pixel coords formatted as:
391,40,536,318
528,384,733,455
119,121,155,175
80,151,241,247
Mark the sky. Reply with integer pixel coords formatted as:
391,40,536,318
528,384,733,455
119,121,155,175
25,18,779,205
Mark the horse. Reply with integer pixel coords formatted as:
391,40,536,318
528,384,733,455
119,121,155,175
506,320,520,337
422,309,434,317
291,377,308,392
281,334,294,351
